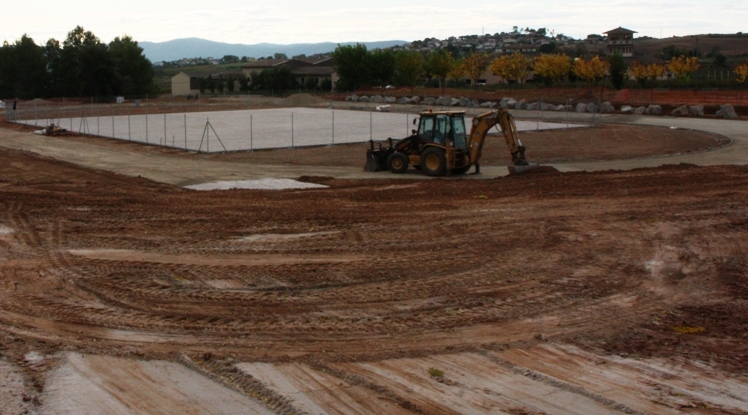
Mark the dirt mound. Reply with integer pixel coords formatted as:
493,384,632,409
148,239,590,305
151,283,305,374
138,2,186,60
280,93,328,107
507,165,562,177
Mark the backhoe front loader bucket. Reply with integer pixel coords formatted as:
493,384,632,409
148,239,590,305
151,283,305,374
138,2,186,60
363,140,389,172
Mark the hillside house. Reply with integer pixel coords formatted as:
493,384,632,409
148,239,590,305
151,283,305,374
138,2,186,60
604,27,637,57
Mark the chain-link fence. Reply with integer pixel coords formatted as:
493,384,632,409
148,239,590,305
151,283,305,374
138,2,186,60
4,95,593,153
5,97,425,153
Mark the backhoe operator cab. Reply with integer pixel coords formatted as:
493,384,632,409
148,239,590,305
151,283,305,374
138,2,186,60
415,112,468,150
364,109,530,177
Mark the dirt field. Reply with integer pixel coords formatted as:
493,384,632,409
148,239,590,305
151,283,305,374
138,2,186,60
1,111,748,414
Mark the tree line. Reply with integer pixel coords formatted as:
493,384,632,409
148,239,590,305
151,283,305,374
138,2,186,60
0,26,157,99
331,43,748,92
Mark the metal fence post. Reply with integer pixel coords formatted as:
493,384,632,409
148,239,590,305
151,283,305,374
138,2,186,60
332,111,335,145
184,114,187,150
164,113,167,147
250,114,253,151
291,112,294,148
128,115,131,140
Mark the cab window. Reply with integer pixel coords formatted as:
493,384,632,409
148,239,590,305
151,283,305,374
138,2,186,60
452,116,467,149
433,116,449,144
418,117,434,142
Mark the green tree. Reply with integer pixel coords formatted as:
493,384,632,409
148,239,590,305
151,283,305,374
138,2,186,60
395,50,424,92
226,74,235,93
108,36,157,96
78,40,119,96
43,39,64,96
369,48,396,86
238,75,250,92
304,77,318,90
425,49,454,93
13,35,47,98
331,43,371,91
251,67,295,91
273,53,288,60
608,53,627,90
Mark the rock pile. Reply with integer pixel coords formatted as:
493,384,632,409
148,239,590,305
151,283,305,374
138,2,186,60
344,94,740,119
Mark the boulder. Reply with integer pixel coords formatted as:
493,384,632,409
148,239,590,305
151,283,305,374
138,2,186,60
422,97,436,105
620,105,633,114
434,96,448,106
600,102,615,113
587,103,599,113
672,105,689,116
480,101,497,108
576,103,588,113
459,97,472,107
634,106,646,115
505,99,518,108
526,102,539,111
370,95,384,103
539,102,555,111
716,104,738,119
348,95,359,102
411,96,421,104
384,96,397,104
359,96,370,102
449,98,460,106
647,105,662,115
515,99,526,110
689,105,704,116
396,97,410,104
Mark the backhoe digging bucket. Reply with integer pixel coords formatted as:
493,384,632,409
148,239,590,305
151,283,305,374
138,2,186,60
508,163,541,175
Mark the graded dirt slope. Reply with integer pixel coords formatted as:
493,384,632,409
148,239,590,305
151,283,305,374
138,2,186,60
1,137,747,414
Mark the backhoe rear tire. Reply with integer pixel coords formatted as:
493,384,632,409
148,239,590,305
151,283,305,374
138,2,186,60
387,152,409,174
420,147,447,177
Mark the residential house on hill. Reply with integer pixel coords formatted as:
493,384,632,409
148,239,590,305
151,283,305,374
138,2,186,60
604,27,637,57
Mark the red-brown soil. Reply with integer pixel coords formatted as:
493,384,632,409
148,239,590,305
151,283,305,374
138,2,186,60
1,119,747,413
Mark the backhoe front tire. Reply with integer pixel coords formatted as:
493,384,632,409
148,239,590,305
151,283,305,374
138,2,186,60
387,152,409,174
420,147,447,177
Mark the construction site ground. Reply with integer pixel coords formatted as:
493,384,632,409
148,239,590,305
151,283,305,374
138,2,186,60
1,100,748,414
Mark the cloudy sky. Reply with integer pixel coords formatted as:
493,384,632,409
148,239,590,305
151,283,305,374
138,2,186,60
3,0,746,45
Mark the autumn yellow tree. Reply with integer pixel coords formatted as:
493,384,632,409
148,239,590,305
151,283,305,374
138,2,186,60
462,53,487,88
447,59,466,85
488,52,531,85
628,61,667,86
573,56,610,85
668,55,700,82
734,62,748,83
533,54,572,86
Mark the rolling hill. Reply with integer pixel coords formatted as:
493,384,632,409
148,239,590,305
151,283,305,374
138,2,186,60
140,38,407,62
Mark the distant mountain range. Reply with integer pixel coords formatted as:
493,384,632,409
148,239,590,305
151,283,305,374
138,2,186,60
139,38,408,62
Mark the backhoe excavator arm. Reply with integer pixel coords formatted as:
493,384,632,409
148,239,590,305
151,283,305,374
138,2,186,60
467,109,528,167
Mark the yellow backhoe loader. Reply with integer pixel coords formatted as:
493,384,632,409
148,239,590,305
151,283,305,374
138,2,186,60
364,109,537,176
